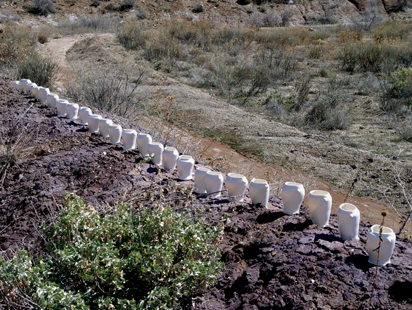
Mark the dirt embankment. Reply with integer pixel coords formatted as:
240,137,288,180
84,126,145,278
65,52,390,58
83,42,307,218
0,77,411,309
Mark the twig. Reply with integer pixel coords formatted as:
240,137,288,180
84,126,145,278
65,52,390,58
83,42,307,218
369,211,387,308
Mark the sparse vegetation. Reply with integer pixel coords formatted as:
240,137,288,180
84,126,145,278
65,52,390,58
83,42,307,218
27,0,55,16
17,54,58,89
64,66,145,119
0,192,224,309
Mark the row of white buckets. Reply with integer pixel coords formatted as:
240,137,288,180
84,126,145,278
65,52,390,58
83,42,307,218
10,79,396,267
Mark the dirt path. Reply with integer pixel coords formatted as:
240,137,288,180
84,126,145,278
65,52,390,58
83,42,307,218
43,34,411,236
43,34,115,88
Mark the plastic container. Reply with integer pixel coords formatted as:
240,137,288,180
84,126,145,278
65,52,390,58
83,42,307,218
194,167,210,194
337,203,360,241
225,173,248,202
66,103,79,119
162,147,179,170
205,171,224,198
249,178,270,207
108,124,122,144
136,133,152,157
176,155,195,180
366,225,396,266
79,107,92,125
122,129,137,150
307,190,332,227
88,114,102,133
56,99,69,117
281,182,305,215
99,119,113,138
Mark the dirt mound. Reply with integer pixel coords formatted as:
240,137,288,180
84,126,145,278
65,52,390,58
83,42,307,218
1,77,411,309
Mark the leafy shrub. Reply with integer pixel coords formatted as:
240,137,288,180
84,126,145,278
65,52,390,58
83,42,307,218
116,20,147,50
17,53,58,88
379,68,412,113
27,0,55,16
0,192,224,309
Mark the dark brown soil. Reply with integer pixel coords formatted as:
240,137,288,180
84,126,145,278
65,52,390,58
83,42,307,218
0,77,411,309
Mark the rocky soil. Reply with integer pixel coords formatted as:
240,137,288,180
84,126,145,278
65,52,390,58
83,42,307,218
1,77,412,309
2,0,411,28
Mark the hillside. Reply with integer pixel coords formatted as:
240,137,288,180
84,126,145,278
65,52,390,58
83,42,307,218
1,0,411,27
1,77,411,309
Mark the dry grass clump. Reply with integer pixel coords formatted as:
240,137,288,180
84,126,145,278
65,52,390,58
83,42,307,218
116,20,146,50
372,22,412,43
64,65,145,119
0,25,58,87
56,14,120,35
337,41,412,73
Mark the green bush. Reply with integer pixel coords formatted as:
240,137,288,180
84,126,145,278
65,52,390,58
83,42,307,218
379,67,412,113
0,193,224,309
17,53,59,88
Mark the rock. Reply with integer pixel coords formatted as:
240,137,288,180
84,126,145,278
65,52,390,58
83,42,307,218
236,0,252,5
192,4,204,13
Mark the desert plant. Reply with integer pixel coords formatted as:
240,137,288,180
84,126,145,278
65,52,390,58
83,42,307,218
291,74,312,111
65,66,145,118
384,170,412,235
379,67,412,113
0,106,36,187
372,22,412,43
27,0,55,16
304,78,351,130
116,20,147,50
17,53,58,88
0,192,224,309
57,15,120,35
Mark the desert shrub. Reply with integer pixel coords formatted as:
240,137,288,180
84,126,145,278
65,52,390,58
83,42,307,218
254,27,309,48
27,0,55,15
372,22,412,43
379,68,412,113
143,35,183,62
0,193,223,309
398,125,412,142
338,29,362,43
292,74,312,111
65,67,144,118
17,53,58,88
308,44,324,59
116,20,147,50
37,33,48,44
337,42,412,73
56,15,120,35
304,78,351,130
0,26,33,64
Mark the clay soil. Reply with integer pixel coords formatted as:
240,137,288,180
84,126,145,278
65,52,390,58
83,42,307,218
1,77,412,309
